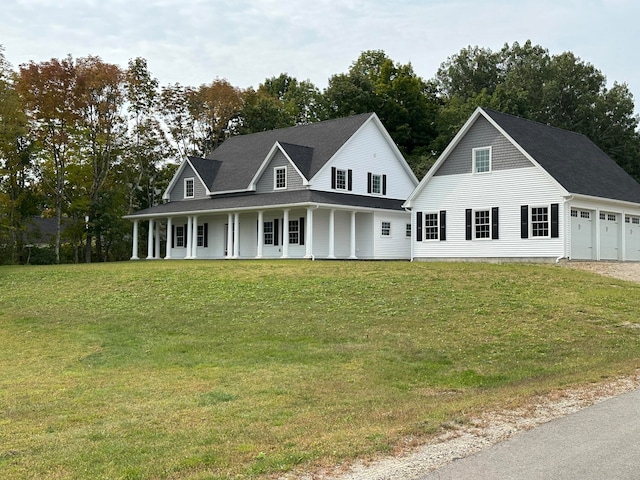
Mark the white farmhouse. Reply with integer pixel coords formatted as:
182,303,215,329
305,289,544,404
125,113,418,260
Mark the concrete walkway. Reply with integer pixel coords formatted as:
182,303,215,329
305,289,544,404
421,387,640,480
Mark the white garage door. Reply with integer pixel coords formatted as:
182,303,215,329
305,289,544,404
625,215,640,261
600,212,620,260
571,209,595,260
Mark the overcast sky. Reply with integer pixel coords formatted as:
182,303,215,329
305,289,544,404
2,0,639,114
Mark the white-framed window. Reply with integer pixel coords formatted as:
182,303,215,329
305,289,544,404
473,147,492,174
184,178,195,198
531,206,550,237
581,211,590,219
371,174,382,194
607,213,617,222
176,225,185,247
197,225,205,247
264,221,274,245
288,220,300,244
474,209,491,239
335,168,347,190
274,166,287,190
424,213,439,240
571,209,578,218
381,221,391,236
406,223,412,237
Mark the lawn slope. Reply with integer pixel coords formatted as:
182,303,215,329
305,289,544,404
1,261,639,479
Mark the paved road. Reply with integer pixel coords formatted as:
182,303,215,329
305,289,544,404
421,387,640,480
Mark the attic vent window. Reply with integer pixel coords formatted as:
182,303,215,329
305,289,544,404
473,147,491,174
274,166,287,190
184,178,195,198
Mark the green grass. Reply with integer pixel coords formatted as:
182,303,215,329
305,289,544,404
1,260,639,479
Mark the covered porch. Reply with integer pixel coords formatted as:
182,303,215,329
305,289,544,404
129,205,375,261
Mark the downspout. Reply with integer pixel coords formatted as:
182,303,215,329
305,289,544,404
404,206,414,262
557,195,574,263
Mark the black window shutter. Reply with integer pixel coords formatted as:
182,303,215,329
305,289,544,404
551,203,559,238
171,225,175,248
382,175,387,195
465,209,472,241
347,169,353,191
491,207,499,240
274,218,279,246
521,206,529,238
367,172,372,193
204,222,208,247
416,211,423,242
299,217,305,246
439,210,446,241
184,223,188,247
331,167,336,189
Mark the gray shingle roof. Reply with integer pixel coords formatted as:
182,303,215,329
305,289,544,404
483,108,640,204
190,113,373,193
127,190,405,218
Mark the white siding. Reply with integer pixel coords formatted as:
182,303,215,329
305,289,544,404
373,211,412,259
312,119,416,198
412,167,566,260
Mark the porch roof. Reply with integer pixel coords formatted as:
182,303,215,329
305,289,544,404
125,190,406,219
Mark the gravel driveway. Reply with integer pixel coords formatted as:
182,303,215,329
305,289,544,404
286,262,640,480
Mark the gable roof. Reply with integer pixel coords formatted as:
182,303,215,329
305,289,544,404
406,107,640,206
483,109,640,204
187,112,374,195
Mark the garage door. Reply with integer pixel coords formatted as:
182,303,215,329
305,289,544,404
625,215,640,261
571,209,594,260
600,212,620,260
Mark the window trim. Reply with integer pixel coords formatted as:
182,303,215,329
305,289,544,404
381,221,391,237
473,146,492,174
474,209,491,240
335,168,347,190
175,225,185,247
530,204,551,238
264,221,274,245
288,219,300,245
184,177,195,198
274,166,287,190
423,212,439,241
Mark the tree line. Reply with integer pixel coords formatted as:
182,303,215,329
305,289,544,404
1,41,639,264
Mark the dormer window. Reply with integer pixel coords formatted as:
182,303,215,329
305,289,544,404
473,147,492,173
184,178,195,198
274,166,287,189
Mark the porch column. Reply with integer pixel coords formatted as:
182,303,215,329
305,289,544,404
226,213,233,258
328,209,336,259
131,220,139,260
282,209,290,258
154,220,161,259
165,218,173,259
147,218,154,259
185,216,193,259
233,213,240,258
304,207,314,259
349,210,357,259
256,211,264,258
191,216,199,259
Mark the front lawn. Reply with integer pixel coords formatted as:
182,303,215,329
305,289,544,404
1,260,639,479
